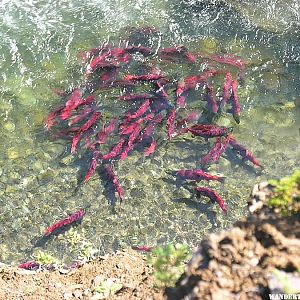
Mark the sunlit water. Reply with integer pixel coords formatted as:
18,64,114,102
0,0,299,264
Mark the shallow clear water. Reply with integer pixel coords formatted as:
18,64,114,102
0,0,299,264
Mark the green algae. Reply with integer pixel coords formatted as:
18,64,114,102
197,37,220,54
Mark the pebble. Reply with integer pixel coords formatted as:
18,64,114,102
60,154,75,166
5,186,18,194
59,268,70,274
3,121,15,132
90,294,102,300
248,200,264,214
249,257,259,266
16,87,37,106
37,169,56,183
218,157,230,168
46,143,65,155
260,72,280,91
0,101,13,112
83,289,92,297
33,160,46,171
63,292,73,300
6,147,20,159
20,176,37,189
93,275,103,287
216,116,231,127
73,289,83,299
198,37,220,54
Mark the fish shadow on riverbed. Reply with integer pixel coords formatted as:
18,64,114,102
73,157,117,210
164,181,217,224
98,166,118,212
162,171,224,223
163,173,211,190
225,149,264,175
31,220,84,249
171,196,217,224
162,174,191,190
76,167,119,213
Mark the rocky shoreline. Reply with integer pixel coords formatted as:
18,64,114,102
167,182,300,299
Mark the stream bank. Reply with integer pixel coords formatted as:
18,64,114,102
1,180,299,300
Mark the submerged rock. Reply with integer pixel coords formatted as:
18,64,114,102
3,121,15,132
259,71,280,92
6,147,20,160
198,37,220,54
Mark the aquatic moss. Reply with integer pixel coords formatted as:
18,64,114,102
268,170,300,216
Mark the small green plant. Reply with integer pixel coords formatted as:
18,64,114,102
268,170,300,215
147,243,191,287
78,240,98,262
35,251,58,265
64,228,85,248
93,278,123,299
64,228,98,262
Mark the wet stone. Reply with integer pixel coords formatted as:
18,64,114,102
198,37,220,54
259,72,280,92
20,176,38,189
32,161,46,172
3,121,15,132
60,154,75,166
5,186,18,194
37,169,57,182
16,86,37,106
216,117,231,127
6,147,20,159
0,101,13,112
45,143,66,156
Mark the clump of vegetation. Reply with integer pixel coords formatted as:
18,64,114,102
268,170,300,215
35,251,58,265
78,240,98,262
93,278,123,299
64,228,85,248
64,228,98,262
147,243,191,287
